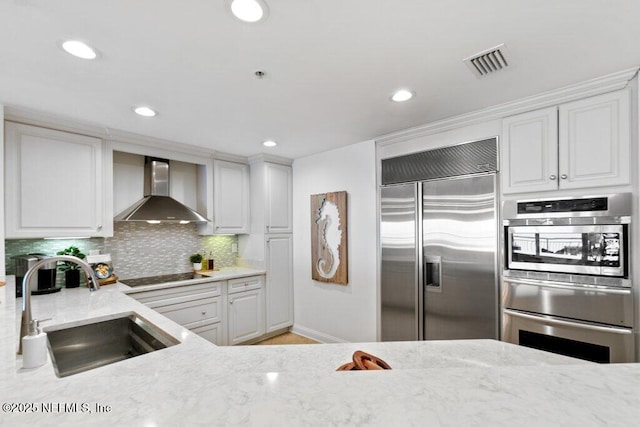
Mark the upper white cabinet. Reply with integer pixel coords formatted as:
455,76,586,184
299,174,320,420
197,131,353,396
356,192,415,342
558,91,630,190
265,163,293,233
5,122,111,238
501,90,630,194
249,158,293,234
502,107,559,194
213,160,249,234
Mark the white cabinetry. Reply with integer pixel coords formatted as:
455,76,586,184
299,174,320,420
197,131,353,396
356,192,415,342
502,107,559,194
265,162,293,233
249,158,293,234
501,90,630,194
129,281,226,346
213,160,249,234
4,122,111,238
190,322,223,345
265,234,294,333
227,275,265,345
243,157,294,337
558,92,630,190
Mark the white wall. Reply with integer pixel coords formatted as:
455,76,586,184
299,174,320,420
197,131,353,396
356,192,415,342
0,105,4,276
292,140,377,343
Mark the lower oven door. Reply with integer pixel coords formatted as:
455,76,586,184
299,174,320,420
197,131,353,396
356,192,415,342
502,308,634,363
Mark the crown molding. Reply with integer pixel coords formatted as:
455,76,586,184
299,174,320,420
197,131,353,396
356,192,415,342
248,153,293,166
376,67,639,146
4,105,214,163
212,151,249,164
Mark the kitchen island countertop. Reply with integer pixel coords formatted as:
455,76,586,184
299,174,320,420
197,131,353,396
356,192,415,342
1,276,639,426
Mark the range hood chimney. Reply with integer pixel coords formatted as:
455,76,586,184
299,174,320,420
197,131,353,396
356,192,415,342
114,157,209,223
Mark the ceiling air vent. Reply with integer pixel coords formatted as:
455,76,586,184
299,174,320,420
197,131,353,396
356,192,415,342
463,44,509,78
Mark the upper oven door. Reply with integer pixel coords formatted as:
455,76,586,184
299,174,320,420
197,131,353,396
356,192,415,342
507,224,625,277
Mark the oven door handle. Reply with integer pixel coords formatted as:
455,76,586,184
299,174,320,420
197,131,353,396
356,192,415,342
503,277,631,295
503,309,633,335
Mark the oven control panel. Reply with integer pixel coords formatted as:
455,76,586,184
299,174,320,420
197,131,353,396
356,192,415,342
517,197,608,214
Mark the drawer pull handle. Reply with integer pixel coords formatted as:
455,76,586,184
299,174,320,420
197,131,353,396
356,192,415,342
504,309,632,335
503,277,631,295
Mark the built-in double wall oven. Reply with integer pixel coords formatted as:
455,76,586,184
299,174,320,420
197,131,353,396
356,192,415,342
501,194,635,363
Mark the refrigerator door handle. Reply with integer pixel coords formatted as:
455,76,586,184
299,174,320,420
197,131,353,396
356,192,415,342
424,255,442,291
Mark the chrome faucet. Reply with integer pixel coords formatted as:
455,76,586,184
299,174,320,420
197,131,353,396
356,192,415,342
18,255,100,354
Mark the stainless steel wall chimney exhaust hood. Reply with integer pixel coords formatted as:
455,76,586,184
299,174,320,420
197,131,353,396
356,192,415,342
114,157,209,223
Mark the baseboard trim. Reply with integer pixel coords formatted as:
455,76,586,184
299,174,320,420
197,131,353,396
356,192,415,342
291,324,349,344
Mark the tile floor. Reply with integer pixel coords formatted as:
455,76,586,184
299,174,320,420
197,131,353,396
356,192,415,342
254,332,319,345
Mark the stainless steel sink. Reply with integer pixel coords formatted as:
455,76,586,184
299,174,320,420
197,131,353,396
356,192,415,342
46,313,179,377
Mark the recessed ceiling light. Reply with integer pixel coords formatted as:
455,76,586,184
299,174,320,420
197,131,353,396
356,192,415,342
61,40,98,60
391,89,414,102
134,106,157,117
263,140,277,147
229,0,269,23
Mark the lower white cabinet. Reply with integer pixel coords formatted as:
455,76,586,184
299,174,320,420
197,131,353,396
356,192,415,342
128,275,269,346
189,322,224,346
154,296,221,327
227,276,265,345
265,234,294,333
128,281,226,345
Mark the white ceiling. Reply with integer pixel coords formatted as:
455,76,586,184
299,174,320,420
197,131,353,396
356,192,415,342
1,0,639,159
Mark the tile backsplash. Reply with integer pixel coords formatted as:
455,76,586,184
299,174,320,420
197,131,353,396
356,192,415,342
5,222,239,280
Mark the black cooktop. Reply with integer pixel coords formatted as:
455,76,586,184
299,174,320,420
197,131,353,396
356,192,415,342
121,272,203,287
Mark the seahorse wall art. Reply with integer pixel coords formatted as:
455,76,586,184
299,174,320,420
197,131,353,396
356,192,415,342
310,191,348,285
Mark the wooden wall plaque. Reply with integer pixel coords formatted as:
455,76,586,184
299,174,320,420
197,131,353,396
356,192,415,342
310,191,348,285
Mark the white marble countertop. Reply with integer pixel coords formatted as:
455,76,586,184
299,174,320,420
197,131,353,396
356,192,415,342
1,275,639,426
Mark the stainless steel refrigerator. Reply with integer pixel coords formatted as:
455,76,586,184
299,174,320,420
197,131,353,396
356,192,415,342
380,138,499,341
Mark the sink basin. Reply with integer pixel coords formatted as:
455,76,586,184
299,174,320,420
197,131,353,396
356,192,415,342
46,313,179,377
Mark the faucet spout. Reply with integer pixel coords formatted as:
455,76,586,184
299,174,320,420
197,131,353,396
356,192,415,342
18,255,100,355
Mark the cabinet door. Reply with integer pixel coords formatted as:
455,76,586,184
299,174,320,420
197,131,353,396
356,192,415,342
501,107,559,194
265,234,293,333
5,122,105,238
558,90,630,189
228,288,265,345
265,163,292,233
213,160,250,234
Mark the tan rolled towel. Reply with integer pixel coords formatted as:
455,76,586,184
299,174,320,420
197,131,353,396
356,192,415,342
336,350,392,371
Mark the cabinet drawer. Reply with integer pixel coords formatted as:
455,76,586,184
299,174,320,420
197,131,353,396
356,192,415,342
129,281,222,307
155,296,221,326
189,321,223,346
228,275,264,295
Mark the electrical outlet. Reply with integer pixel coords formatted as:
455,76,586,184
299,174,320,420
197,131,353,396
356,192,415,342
231,243,238,253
